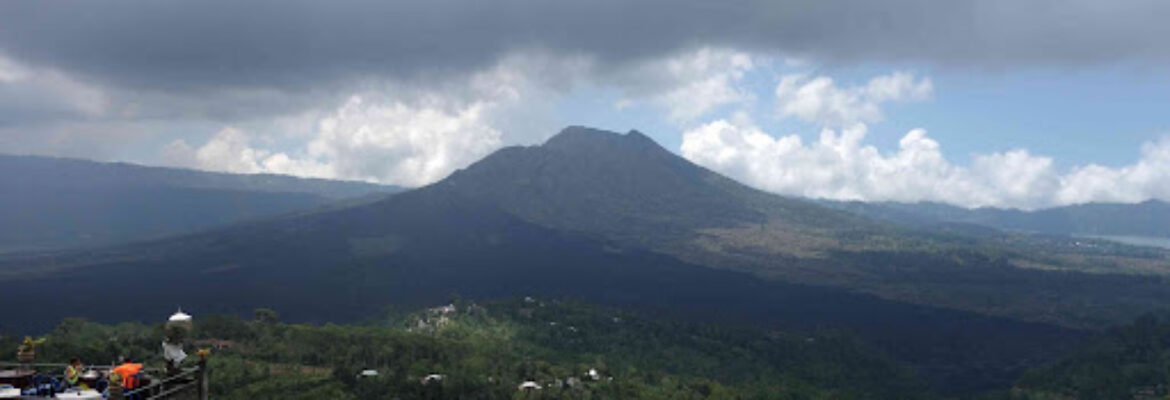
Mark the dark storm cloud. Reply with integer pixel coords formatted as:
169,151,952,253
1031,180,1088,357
2,0,1168,91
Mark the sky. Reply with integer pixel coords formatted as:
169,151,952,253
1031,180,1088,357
2,0,1170,209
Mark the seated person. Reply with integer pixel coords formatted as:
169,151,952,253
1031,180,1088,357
64,357,83,388
111,357,143,390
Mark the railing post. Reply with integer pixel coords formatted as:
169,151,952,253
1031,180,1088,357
151,378,161,398
197,359,209,400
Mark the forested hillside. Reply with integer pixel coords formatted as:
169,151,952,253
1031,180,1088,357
1008,312,1170,399
428,127,1170,329
0,299,932,399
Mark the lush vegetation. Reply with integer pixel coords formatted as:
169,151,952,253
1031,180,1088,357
1,299,931,399
1005,312,1170,399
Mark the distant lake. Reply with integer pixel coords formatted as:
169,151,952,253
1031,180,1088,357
1082,235,1170,250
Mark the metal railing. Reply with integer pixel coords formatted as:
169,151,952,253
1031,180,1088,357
123,365,204,400
0,360,208,400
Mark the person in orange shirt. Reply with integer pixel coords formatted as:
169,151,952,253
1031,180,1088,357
111,357,143,390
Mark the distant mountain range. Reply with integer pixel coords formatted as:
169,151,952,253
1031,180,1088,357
5,127,1170,391
822,199,1170,244
4,127,1169,331
0,154,399,252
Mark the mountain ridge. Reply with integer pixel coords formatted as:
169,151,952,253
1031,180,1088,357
0,153,400,252
0,153,397,198
823,198,1170,241
435,126,870,254
7,127,1170,330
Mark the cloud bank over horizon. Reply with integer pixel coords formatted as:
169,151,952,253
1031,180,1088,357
682,118,1170,210
3,1,1170,209
678,68,1170,210
4,0,1169,91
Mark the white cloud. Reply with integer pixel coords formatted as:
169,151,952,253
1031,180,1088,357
681,68,1114,210
161,48,760,188
167,96,503,186
774,71,932,127
0,55,28,83
193,127,275,174
165,128,322,177
161,52,589,186
613,48,756,122
0,53,110,118
1056,137,1170,204
678,68,1170,209
682,118,1031,207
299,96,502,185
681,115,1170,209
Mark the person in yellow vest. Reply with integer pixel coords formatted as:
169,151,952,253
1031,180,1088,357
64,357,83,388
